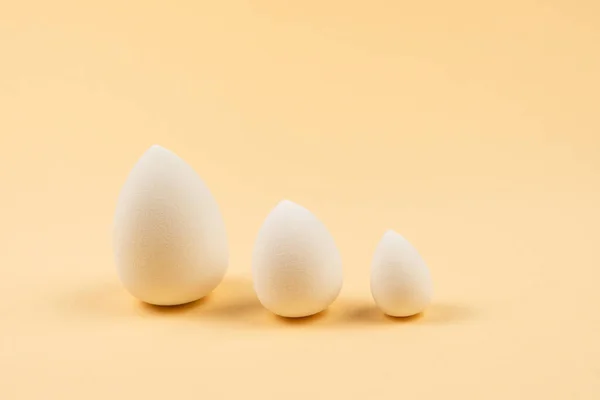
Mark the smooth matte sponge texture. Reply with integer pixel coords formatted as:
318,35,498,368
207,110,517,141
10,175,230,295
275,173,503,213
370,230,432,317
252,200,343,318
113,145,229,306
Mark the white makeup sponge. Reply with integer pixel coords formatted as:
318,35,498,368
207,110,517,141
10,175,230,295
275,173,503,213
252,200,343,318
113,145,228,306
370,230,432,317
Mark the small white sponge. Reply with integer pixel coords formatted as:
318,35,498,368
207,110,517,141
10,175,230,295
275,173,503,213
252,200,343,318
113,145,229,306
370,230,432,317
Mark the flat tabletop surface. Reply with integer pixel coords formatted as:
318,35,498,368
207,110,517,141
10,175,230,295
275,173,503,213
2,1,599,399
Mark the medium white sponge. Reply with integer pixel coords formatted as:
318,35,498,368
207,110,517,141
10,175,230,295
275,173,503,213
252,200,343,318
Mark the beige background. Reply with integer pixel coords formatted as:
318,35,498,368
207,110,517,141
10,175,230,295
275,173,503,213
1,1,600,398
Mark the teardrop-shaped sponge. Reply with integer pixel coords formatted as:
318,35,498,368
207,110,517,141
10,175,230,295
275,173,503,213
371,230,432,317
113,145,229,306
252,200,343,318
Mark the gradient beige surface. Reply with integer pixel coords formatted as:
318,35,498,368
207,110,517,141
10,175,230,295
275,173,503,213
1,1,599,398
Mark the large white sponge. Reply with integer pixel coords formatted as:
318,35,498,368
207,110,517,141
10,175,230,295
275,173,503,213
113,145,229,306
